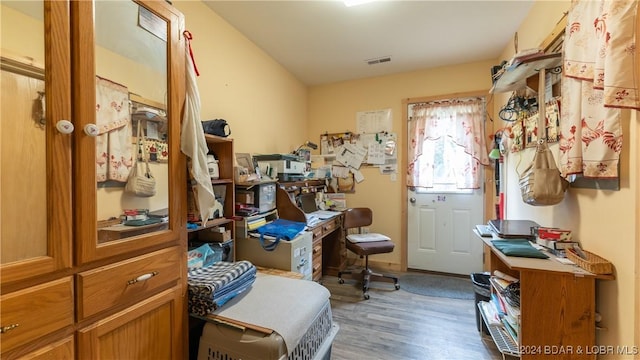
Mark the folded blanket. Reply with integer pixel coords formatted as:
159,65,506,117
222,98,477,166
491,239,548,259
188,261,257,315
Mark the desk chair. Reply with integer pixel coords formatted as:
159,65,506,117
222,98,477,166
338,207,400,300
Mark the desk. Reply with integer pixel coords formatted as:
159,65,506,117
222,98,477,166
476,231,613,359
276,184,345,281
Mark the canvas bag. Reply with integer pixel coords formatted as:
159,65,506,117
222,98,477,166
202,119,231,137
518,140,568,206
125,120,156,197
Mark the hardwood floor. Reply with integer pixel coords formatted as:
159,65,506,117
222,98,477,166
322,272,505,360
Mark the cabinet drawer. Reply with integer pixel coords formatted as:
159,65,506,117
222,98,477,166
322,218,337,234
312,252,322,282
20,335,74,360
77,246,181,319
310,225,323,240
0,277,74,354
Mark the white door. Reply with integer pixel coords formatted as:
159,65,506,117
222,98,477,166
406,101,485,275
407,188,484,275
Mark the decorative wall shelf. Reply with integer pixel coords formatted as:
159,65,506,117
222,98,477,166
490,53,562,94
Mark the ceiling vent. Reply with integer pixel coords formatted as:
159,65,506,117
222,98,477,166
366,56,391,65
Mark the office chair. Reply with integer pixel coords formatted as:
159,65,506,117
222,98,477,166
338,207,400,300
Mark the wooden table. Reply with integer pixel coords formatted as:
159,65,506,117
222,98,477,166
477,232,613,359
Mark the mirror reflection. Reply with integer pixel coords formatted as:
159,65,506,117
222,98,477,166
1,0,47,263
95,1,170,243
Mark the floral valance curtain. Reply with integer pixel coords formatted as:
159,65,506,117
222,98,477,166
559,0,638,179
407,98,489,189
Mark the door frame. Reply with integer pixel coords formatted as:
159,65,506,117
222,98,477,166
400,90,495,271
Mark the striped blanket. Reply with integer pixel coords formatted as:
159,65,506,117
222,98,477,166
188,260,257,316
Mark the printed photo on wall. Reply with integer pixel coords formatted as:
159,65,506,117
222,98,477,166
508,120,524,153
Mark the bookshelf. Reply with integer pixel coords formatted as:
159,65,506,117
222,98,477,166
476,232,613,359
187,135,236,261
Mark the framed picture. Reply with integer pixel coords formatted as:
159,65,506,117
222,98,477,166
235,153,254,173
524,97,560,147
524,113,540,147
508,120,524,153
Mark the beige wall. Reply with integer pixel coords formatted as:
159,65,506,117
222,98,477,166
173,0,309,156
494,1,637,356
308,62,495,267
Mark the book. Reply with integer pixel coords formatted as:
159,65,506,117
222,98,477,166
535,238,577,250
501,317,519,344
537,227,572,241
490,276,512,292
246,217,267,230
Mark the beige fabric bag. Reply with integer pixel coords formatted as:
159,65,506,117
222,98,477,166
518,141,568,206
125,120,156,197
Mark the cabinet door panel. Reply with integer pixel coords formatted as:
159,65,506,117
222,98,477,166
72,0,185,264
77,287,184,360
0,0,72,286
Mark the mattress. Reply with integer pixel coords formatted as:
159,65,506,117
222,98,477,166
197,274,339,360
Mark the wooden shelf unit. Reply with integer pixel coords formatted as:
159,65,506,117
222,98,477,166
490,53,562,94
187,135,236,261
478,234,613,359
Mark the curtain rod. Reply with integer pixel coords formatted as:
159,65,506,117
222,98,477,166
412,96,485,107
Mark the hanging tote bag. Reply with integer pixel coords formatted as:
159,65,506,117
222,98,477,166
518,140,568,206
517,75,568,206
125,120,156,197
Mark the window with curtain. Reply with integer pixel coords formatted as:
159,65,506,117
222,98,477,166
407,97,490,191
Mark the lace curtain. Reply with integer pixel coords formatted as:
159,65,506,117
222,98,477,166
407,98,489,189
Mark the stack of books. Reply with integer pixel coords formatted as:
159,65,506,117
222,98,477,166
534,227,576,257
489,272,520,345
121,209,149,222
246,216,267,231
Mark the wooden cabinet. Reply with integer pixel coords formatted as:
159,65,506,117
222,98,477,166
1,1,187,358
478,235,611,359
187,135,236,261
77,287,184,360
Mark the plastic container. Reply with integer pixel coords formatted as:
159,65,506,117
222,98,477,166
471,272,491,335
207,154,219,180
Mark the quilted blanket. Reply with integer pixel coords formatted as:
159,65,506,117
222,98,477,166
188,260,256,316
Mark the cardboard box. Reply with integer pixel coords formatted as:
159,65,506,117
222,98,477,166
198,228,232,242
236,190,254,204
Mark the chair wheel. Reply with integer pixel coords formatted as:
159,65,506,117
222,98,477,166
338,278,344,284
363,293,370,300
395,284,400,290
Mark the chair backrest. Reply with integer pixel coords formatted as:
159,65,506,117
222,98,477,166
343,207,373,230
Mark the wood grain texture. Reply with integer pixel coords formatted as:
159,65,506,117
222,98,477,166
322,273,504,360
0,277,74,354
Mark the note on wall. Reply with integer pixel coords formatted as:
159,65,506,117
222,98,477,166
356,108,392,133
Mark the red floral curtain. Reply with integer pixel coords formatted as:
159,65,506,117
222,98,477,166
407,98,490,189
559,0,638,179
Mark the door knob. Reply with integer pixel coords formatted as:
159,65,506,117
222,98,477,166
410,197,416,204
55,120,74,134
84,124,99,137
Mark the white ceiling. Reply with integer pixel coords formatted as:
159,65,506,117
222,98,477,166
203,0,535,86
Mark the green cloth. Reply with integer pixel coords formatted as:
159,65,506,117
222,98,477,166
491,239,549,259
123,218,163,226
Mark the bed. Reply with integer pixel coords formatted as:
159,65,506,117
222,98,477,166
195,272,339,360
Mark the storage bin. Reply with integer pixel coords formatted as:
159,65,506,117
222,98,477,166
471,272,491,335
